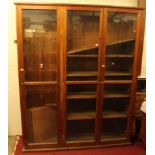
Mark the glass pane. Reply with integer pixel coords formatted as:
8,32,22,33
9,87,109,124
67,84,97,120
22,10,57,81
67,11,100,81
104,84,131,97
102,118,128,140
103,84,130,119
67,120,95,142
66,84,97,141
105,12,137,80
103,98,129,113
25,85,58,143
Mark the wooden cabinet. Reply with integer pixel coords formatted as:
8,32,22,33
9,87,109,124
15,3,144,151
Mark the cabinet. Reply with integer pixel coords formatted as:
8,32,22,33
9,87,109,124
15,3,144,151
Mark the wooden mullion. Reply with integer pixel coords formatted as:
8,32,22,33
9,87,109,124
59,6,68,145
126,11,143,137
95,8,106,143
16,5,29,146
56,7,61,146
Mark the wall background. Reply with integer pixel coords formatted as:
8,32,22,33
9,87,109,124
8,0,145,135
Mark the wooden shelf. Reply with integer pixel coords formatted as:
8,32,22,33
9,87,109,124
67,71,97,77
67,54,98,58
28,103,57,110
104,80,132,84
67,134,94,142
104,94,130,98
23,81,57,85
105,71,131,76
67,92,96,99
29,136,58,143
68,46,98,55
102,111,127,119
101,134,126,140
106,54,133,58
67,111,95,120
107,38,135,46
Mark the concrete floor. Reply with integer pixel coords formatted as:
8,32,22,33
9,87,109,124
8,136,17,155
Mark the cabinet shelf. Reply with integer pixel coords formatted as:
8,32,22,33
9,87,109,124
105,71,131,76
107,38,135,46
102,111,127,119
104,94,130,98
67,54,98,58
68,46,98,55
101,134,126,140
23,81,57,85
67,92,96,99
28,103,57,110
67,71,97,77
106,54,133,58
67,134,94,142
67,111,95,120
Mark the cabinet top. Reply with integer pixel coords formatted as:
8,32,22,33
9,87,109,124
14,1,144,10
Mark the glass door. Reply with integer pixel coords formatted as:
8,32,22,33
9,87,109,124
66,10,101,142
67,10,100,81
101,10,138,140
22,9,58,143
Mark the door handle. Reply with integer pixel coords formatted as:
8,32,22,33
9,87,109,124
20,68,24,72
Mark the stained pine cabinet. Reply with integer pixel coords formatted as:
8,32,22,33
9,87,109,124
16,3,144,151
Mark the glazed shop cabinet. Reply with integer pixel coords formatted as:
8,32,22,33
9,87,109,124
15,3,144,151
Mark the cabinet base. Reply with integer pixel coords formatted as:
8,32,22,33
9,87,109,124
23,139,132,152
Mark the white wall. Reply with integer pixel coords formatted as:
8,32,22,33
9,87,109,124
8,0,22,135
139,31,146,77
14,0,138,6
8,0,145,135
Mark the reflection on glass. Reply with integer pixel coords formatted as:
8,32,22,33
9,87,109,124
67,120,95,141
26,85,58,143
23,10,57,81
67,11,100,81
102,118,128,139
105,12,137,80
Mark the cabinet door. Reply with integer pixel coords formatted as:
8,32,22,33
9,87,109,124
67,10,100,81
66,10,101,142
22,10,57,81
104,11,137,81
101,10,139,140
21,9,59,144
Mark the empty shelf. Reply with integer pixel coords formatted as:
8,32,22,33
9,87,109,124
105,71,131,76
104,94,130,98
102,111,127,119
67,111,96,120
67,54,98,58
107,38,135,46
67,92,97,99
67,71,97,77
68,46,98,54
67,134,94,142
106,54,133,58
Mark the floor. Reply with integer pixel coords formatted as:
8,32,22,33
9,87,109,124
8,136,17,155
